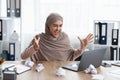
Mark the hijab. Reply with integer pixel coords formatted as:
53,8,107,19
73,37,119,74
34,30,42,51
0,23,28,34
31,13,75,61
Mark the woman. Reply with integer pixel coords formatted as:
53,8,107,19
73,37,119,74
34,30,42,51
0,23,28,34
21,13,94,61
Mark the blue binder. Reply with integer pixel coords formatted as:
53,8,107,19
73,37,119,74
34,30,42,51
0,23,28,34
0,19,2,40
9,43,15,61
99,22,107,44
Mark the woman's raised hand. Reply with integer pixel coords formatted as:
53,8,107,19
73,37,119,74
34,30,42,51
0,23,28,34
33,36,40,51
78,33,94,49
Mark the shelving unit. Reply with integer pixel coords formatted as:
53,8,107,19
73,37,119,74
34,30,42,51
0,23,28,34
0,0,21,60
93,20,120,60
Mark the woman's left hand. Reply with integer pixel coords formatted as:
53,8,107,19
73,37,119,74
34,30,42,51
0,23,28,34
78,33,94,49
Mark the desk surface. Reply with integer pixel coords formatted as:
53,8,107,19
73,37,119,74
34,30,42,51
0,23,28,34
3,61,120,80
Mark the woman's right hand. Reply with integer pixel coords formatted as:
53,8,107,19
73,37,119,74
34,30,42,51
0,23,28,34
33,36,40,51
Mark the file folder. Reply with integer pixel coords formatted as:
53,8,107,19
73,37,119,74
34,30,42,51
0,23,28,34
99,22,107,44
112,29,119,45
15,0,21,17
9,43,15,61
110,47,117,60
94,23,99,44
0,19,2,40
7,0,11,17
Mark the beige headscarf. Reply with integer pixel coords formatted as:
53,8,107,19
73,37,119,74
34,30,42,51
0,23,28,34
31,13,75,61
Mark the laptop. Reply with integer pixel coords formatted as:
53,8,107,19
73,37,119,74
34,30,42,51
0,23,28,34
62,48,107,72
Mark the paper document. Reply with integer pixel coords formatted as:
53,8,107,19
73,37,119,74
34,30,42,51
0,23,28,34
8,64,31,74
2,64,15,70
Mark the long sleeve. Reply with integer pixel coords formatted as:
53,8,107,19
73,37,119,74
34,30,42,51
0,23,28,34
73,48,85,60
21,36,39,60
21,45,37,60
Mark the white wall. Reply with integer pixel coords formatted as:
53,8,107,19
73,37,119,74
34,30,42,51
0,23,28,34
21,0,120,53
21,0,36,52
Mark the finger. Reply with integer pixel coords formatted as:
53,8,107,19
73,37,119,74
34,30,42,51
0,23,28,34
77,36,80,40
85,34,91,40
38,37,40,41
88,40,93,43
86,34,94,40
34,36,40,41
88,35,94,40
35,35,39,39
77,36,82,42
34,37,37,41
78,36,84,44
89,33,94,37
86,33,93,38
33,37,36,43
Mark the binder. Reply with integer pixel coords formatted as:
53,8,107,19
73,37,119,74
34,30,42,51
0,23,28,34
112,29,119,45
15,0,21,17
94,23,99,44
0,19,2,40
7,0,11,17
11,0,15,17
99,22,107,44
119,48,120,60
9,43,15,61
110,47,117,60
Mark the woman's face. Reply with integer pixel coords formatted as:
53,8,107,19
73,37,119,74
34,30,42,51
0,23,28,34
49,20,63,38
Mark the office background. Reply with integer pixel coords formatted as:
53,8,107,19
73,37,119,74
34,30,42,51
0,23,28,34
0,0,120,60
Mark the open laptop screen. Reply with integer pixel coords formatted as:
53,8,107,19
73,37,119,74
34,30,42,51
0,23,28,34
62,48,107,71
78,48,106,71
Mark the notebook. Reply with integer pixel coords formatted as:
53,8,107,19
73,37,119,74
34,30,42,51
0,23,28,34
2,64,15,70
8,64,31,74
62,48,107,72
